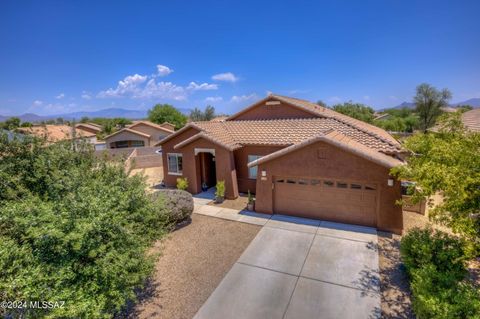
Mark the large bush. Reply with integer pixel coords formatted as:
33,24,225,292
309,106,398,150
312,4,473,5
152,189,194,224
0,134,169,318
401,228,480,318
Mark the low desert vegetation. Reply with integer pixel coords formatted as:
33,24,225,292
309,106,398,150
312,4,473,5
0,133,187,318
401,228,480,318
151,189,194,224
176,177,189,190
393,112,480,318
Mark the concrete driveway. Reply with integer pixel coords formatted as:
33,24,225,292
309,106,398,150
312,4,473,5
194,215,380,319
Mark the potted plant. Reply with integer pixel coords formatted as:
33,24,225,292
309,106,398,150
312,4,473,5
215,180,225,203
176,177,188,191
247,190,255,211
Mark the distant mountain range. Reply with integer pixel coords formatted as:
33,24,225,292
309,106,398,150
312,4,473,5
0,107,192,123
389,98,480,110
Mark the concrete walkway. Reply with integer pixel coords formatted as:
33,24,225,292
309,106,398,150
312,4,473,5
192,193,381,319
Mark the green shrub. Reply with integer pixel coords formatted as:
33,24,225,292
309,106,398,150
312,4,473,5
152,189,194,224
400,228,479,319
215,180,225,198
401,227,467,278
176,177,188,190
0,135,169,318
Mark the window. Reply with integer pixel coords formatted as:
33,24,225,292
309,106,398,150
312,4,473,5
131,140,145,147
167,153,183,175
337,182,348,188
324,180,334,187
350,183,362,190
275,179,285,183
298,179,308,185
114,141,129,148
286,179,296,184
248,155,262,179
311,179,321,186
365,184,377,191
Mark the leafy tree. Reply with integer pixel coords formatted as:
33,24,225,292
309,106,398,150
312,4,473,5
56,117,65,124
332,102,375,123
189,107,203,122
148,104,187,129
189,105,216,121
204,105,215,121
80,116,90,123
414,83,452,132
456,104,473,112
0,134,170,318
391,112,480,254
1,117,21,130
316,100,327,108
20,121,32,128
374,108,420,133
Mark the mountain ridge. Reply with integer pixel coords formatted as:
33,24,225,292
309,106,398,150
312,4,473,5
0,107,192,122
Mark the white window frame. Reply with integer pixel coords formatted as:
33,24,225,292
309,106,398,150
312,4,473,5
167,153,183,175
248,155,262,179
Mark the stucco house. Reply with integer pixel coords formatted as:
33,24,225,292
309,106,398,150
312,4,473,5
158,94,406,233
75,122,103,135
104,121,174,149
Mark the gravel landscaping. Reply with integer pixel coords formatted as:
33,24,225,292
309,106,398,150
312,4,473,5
125,214,260,319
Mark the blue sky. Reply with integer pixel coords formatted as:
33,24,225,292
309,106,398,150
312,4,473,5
0,0,479,116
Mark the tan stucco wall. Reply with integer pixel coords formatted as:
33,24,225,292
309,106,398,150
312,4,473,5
161,128,239,199
160,123,176,131
105,131,150,148
230,100,318,121
234,145,285,193
131,123,171,143
254,140,403,234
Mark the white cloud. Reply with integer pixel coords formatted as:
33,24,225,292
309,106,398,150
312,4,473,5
230,93,258,103
136,79,187,100
187,81,218,91
212,72,239,83
363,95,370,101
205,96,223,103
97,74,148,98
156,65,173,77
33,100,43,106
81,91,92,100
55,93,65,99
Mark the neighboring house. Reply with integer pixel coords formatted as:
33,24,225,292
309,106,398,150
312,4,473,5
104,121,174,149
75,122,103,134
18,124,97,144
461,108,480,132
158,94,406,234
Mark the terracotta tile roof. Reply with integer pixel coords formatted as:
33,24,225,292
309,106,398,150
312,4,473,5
128,120,174,133
248,130,404,169
462,108,480,132
75,123,102,132
104,127,151,140
264,94,401,146
189,118,403,154
19,125,96,142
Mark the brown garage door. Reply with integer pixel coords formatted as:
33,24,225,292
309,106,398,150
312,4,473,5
273,176,378,227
